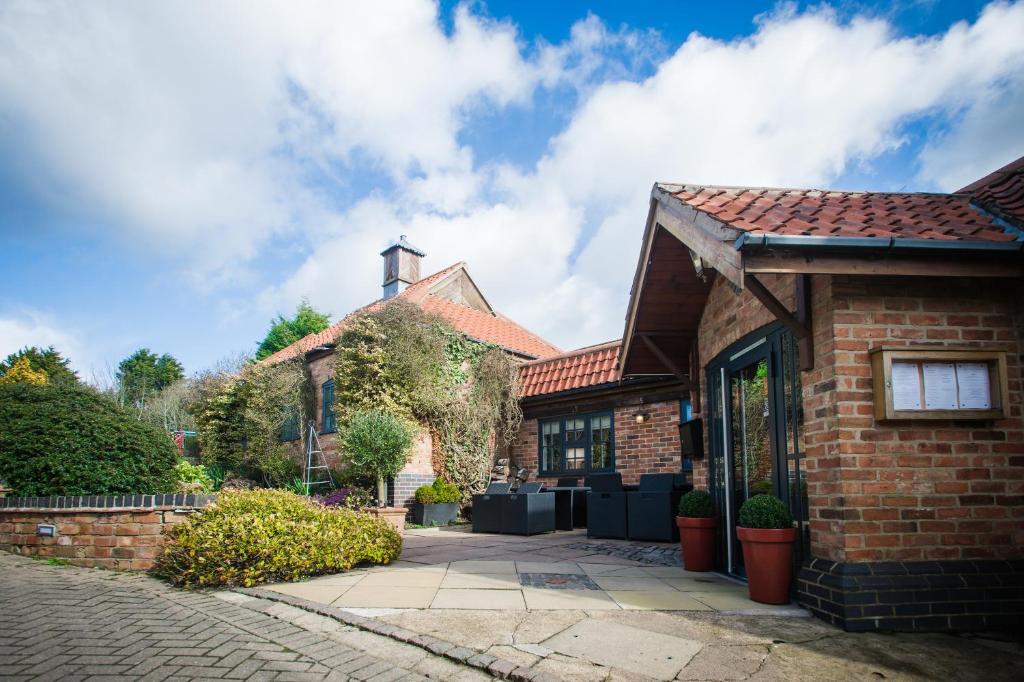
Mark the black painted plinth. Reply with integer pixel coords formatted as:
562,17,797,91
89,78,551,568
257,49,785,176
797,557,1024,632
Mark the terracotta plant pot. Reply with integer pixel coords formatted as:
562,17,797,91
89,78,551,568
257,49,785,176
676,516,717,571
361,506,408,535
737,526,797,604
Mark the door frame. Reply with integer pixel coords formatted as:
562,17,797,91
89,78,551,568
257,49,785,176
706,322,798,578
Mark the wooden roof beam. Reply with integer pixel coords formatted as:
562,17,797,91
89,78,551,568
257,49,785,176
638,333,690,384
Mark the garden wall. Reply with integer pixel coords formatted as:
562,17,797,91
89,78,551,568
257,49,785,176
0,494,215,571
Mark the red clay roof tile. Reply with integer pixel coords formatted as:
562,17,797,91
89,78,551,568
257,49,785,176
519,341,621,398
667,185,1019,242
959,156,1024,226
261,262,560,365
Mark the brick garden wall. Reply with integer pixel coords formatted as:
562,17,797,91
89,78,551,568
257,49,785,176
509,398,684,485
0,494,215,571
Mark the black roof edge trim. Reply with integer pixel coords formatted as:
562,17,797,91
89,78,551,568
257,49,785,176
735,234,1024,253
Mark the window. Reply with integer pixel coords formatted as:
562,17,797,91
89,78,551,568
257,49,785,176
321,380,336,433
538,411,614,476
280,408,300,442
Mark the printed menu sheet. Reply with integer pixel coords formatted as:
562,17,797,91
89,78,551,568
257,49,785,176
923,362,958,410
956,362,992,410
891,362,922,410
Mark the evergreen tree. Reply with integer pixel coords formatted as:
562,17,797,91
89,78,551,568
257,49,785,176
0,346,78,385
117,348,185,407
255,300,330,360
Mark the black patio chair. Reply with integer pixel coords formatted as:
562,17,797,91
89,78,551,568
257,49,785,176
471,482,511,533
626,473,691,541
585,473,628,539
501,481,555,535
556,477,579,487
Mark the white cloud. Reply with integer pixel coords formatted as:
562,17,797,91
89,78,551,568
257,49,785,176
4,1,1024,363
0,310,89,374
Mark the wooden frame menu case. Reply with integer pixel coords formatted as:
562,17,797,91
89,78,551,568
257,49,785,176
870,347,1009,421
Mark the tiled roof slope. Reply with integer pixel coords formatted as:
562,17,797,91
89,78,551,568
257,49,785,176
519,341,621,398
958,155,1024,226
664,185,1018,242
261,263,560,364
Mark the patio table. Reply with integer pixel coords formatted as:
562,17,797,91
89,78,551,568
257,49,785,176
544,486,590,531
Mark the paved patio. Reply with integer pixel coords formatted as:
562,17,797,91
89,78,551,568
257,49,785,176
264,527,799,614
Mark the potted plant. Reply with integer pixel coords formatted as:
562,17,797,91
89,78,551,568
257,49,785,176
411,478,461,527
736,494,796,604
340,409,414,533
675,489,717,571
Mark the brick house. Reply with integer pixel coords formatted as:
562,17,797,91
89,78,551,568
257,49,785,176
605,156,1024,631
263,236,561,509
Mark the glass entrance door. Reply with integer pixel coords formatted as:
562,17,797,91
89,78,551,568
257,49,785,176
707,325,807,580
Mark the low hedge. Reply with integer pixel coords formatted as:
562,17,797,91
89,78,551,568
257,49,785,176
0,383,178,495
414,478,461,504
154,489,402,587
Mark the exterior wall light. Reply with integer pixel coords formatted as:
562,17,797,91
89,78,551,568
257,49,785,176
37,524,56,537
635,412,650,424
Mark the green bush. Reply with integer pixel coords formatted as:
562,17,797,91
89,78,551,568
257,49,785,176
154,489,402,587
0,383,178,495
678,489,714,518
738,494,793,529
414,478,461,504
174,460,214,493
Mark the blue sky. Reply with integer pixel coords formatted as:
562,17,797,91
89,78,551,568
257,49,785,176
1,0,1023,381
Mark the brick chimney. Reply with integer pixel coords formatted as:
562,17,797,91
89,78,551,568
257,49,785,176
381,235,426,299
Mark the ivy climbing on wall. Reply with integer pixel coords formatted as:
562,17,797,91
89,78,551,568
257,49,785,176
333,301,521,496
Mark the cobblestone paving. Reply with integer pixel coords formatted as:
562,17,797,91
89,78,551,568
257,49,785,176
562,540,683,566
0,553,487,681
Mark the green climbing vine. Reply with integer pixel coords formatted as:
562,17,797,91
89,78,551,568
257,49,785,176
333,301,521,496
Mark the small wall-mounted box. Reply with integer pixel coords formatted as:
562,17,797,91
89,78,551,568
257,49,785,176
36,524,57,537
870,347,1009,421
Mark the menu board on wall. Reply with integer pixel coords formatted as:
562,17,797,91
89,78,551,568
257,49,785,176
923,362,958,410
891,362,922,410
956,362,992,410
871,348,1006,420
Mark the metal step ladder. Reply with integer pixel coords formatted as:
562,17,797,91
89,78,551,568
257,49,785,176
303,420,335,493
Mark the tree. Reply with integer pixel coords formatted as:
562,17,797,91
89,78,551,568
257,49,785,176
0,356,48,385
341,409,414,506
117,348,185,408
255,301,330,360
0,346,78,385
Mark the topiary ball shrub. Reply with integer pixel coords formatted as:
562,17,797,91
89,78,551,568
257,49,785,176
154,489,402,587
0,383,178,495
737,494,793,529
678,489,715,518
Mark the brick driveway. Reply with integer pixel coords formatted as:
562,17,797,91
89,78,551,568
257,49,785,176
0,552,486,681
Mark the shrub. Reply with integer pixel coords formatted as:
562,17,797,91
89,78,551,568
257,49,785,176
0,383,178,495
738,494,793,529
154,489,402,587
174,460,214,493
315,486,374,510
341,409,413,505
414,478,461,505
678,489,714,518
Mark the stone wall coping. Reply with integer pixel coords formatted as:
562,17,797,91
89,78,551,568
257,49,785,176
0,493,216,511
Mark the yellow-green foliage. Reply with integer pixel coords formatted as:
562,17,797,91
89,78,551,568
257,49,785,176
0,356,48,385
154,489,402,587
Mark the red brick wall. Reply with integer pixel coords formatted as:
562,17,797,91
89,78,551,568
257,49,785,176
0,506,194,571
693,272,1023,563
509,399,684,485
821,275,1024,562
